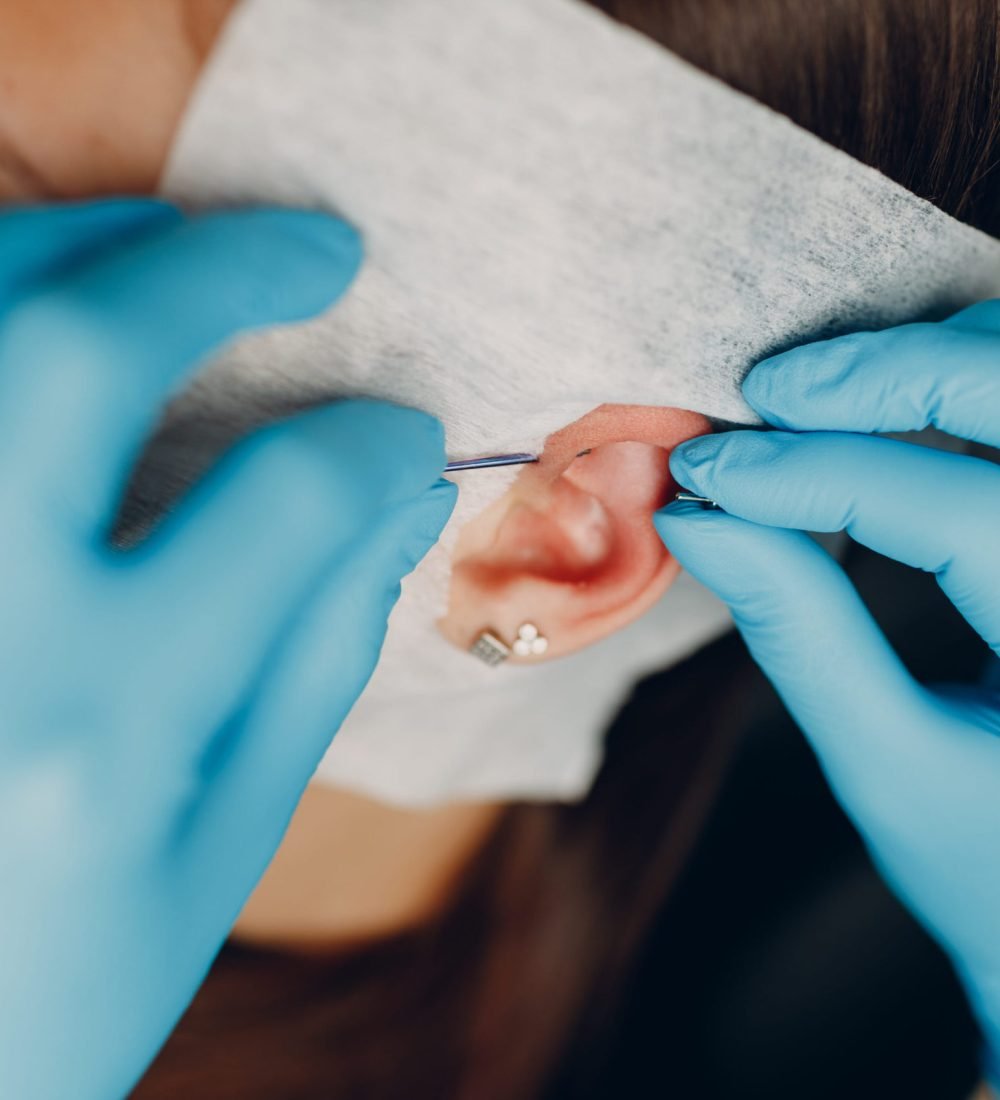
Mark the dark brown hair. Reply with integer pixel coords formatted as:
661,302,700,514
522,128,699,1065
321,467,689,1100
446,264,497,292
599,0,1000,237
137,4,1000,1097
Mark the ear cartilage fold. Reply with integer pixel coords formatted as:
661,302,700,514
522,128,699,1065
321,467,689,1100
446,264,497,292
674,491,721,509
445,453,539,473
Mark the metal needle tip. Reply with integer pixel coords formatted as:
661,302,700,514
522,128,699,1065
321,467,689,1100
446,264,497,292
444,452,539,473
673,491,721,508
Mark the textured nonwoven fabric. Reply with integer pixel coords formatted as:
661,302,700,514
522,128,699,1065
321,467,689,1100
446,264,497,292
147,0,1000,806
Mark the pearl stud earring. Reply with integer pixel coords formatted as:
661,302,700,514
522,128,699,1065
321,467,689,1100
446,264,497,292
512,622,549,657
470,622,550,667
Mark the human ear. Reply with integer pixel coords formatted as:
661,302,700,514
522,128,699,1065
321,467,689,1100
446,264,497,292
439,404,712,661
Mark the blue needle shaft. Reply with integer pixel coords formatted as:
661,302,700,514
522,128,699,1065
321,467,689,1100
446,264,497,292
444,452,539,472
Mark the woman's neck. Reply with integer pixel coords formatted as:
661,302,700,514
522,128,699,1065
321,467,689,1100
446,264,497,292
0,0,235,201
233,784,505,950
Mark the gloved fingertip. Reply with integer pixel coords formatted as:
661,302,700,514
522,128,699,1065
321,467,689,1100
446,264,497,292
246,401,448,526
741,357,783,415
366,481,456,588
671,435,722,463
741,350,822,426
314,399,445,464
413,477,459,535
413,409,448,461
668,436,723,488
374,407,450,499
654,506,779,608
744,335,875,428
653,499,738,556
253,208,363,267
188,207,365,323
427,475,459,503
655,502,800,566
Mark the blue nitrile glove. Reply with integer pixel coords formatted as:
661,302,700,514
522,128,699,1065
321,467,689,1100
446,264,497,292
654,299,1000,1084
0,200,455,1100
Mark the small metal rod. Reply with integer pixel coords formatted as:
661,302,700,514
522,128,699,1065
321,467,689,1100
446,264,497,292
673,491,721,508
444,452,539,473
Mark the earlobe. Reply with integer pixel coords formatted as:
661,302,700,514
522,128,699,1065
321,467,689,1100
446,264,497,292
440,404,712,661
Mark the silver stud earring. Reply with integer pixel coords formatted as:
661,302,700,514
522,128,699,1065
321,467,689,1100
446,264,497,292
469,630,511,667
470,622,550,667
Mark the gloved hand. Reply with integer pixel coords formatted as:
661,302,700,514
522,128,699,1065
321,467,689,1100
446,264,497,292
655,299,1000,1083
0,200,455,1099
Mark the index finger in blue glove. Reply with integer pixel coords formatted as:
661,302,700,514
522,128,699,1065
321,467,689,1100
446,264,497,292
654,502,934,813
194,480,457,854
0,200,180,303
131,401,447,743
671,431,1000,651
0,208,362,536
743,302,1000,446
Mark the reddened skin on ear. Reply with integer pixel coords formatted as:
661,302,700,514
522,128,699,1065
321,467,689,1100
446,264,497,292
439,404,712,661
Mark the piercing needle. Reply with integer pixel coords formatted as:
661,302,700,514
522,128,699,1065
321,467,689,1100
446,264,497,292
673,491,721,508
444,448,604,473
444,452,539,472
441,458,719,509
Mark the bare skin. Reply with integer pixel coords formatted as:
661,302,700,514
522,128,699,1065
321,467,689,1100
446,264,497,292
236,787,505,948
0,1,234,199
